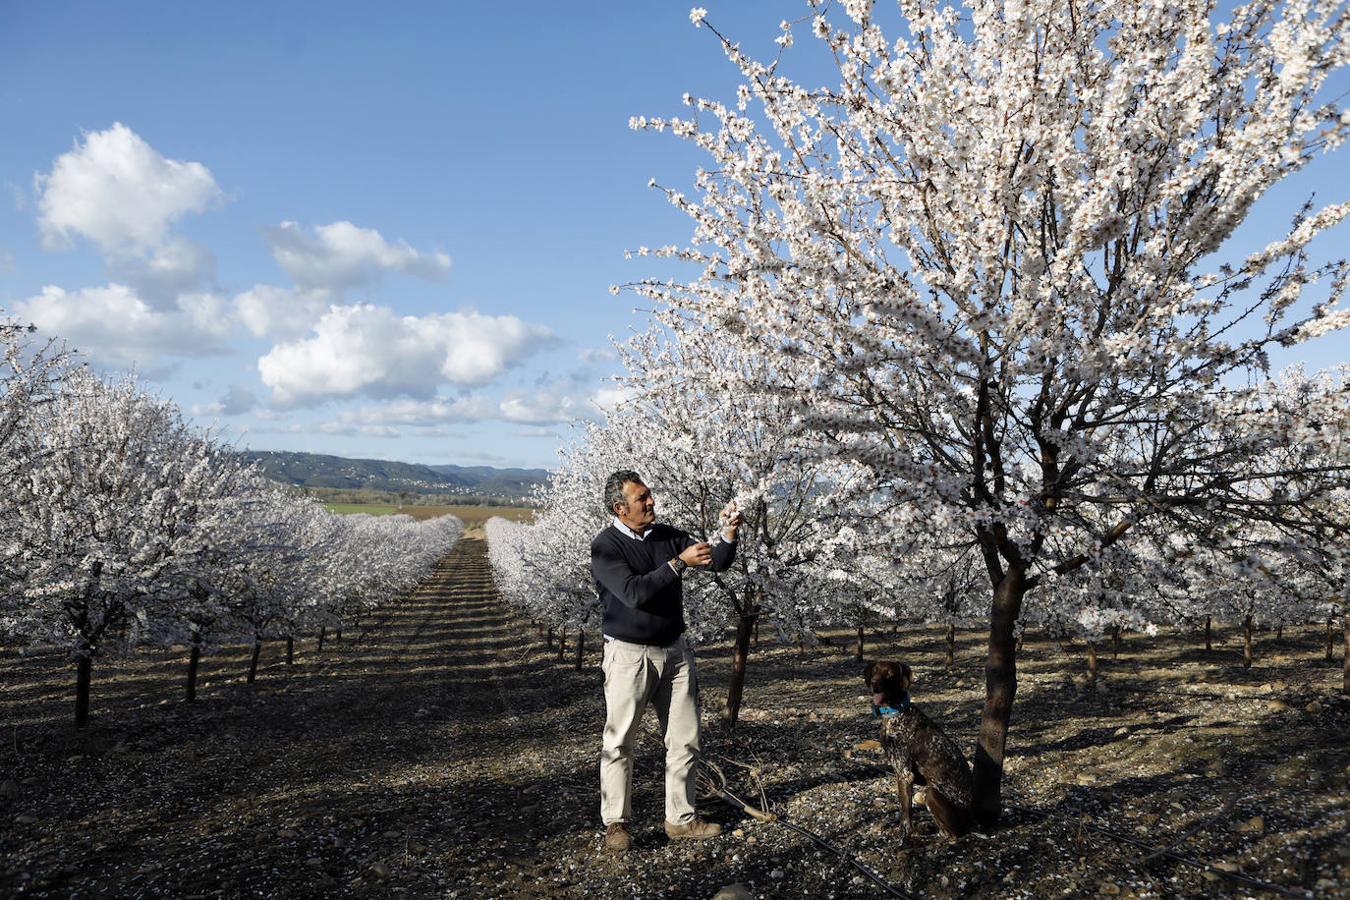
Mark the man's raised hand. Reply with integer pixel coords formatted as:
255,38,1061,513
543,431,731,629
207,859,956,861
680,542,714,567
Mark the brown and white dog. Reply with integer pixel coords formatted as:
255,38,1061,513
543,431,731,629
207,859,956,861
864,660,974,842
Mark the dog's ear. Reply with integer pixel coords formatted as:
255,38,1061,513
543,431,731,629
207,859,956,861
899,662,913,691
862,659,876,682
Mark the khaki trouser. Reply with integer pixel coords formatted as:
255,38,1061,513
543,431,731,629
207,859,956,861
599,635,701,825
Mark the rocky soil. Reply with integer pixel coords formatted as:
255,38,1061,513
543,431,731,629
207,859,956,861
2,537,1347,899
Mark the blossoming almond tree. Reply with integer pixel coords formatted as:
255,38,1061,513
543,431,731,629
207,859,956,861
628,0,1350,826
6,371,233,726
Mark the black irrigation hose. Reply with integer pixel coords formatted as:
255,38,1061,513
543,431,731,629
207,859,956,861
707,780,914,900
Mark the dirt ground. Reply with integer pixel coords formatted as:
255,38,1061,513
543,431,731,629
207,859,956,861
2,538,1346,899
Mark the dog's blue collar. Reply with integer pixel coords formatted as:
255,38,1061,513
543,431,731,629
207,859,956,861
872,693,911,718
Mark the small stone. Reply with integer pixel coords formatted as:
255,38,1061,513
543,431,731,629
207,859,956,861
1306,700,1323,713
1202,871,1221,882
872,797,887,808
1235,816,1264,834
1114,727,1129,737
369,862,390,880
745,835,756,844
712,885,752,900
407,842,426,854
15,814,37,824
278,829,298,839
1266,699,1290,712
382,830,400,839
770,868,786,880
1076,773,1096,785
732,828,744,838
305,858,323,868
955,679,967,688
1099,883,1121,895
1213,860,1240,873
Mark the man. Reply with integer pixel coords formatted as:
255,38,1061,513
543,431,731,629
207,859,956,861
591,470,741,853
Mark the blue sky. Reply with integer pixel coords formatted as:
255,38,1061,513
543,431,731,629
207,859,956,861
1,2,1346,469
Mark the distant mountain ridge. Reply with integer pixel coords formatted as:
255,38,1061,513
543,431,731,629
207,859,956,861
241,450,549,500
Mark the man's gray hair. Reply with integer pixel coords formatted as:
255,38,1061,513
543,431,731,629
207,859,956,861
604,470,644,515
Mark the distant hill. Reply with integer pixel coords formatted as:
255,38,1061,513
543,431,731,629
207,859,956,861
241,450,549,501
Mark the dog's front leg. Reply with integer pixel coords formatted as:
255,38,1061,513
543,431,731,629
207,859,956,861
894,770,914,844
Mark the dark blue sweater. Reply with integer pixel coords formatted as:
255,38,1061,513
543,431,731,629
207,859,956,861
591,521,737,645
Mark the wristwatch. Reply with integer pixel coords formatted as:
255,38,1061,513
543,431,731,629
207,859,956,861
670,558,689,575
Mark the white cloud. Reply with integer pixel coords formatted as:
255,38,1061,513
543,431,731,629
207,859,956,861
109,235,216,307
14,283,232,365
257,304,554,407
340,396,496,426
192,384,257,417
589,384,634,413
234,283,334,338
512,425,562,439
266,220,450,290
499,389,587,425
578,346,618,363
35,123,220,254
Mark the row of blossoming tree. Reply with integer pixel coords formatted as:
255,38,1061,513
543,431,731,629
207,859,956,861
489,0,1350,830
0,319,463,727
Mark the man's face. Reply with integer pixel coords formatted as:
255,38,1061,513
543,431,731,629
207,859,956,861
614,480,656,531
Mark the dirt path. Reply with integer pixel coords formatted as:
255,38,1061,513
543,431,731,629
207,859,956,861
3,538,1348,899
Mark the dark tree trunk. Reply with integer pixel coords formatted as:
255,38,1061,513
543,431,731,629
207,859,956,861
185,636,201,703
1204,616,1212,651
1343,616,1348,696
855,624,865,662
248,639,262,683
1086,640,1098,680
1243,615,1253,669
335,628,342,642
557,626,567,661
973,566,1027,830
547,627,554,650
1275,624,1283,641
75,653,92,729
286,637,294,665
1110,625,1121,659
945,623,956,669
318,627,326,654
752,618,759,647
722,613,756,727
574,629,585,671
1326,616,1335,662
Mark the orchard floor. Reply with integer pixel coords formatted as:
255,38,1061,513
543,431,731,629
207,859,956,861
1,540,1347,900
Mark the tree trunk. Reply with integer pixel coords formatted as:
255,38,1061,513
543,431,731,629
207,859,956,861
1342,615,1348,696
1086,640,1098,681
335,628,342,642
574,629,585,671
1275,624,1283,641
318,627,326,654
1204,616,1212,651
75,652,92,729
248,639,262,683
185,636,201,703
1326,616,1335,662
722,613,755,727
557,626,567,662
945,623,956,669
286,637,294,665
752,618,759,647
973,566,1027,830
855,624,865,662
547,627,554,650
1110,625,1121,659
1243,615,1253,669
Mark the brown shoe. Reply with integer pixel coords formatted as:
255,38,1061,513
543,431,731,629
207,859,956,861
604,823,631,852
664,817,721,840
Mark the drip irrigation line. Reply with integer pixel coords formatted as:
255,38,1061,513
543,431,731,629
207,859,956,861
703,773,914,900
